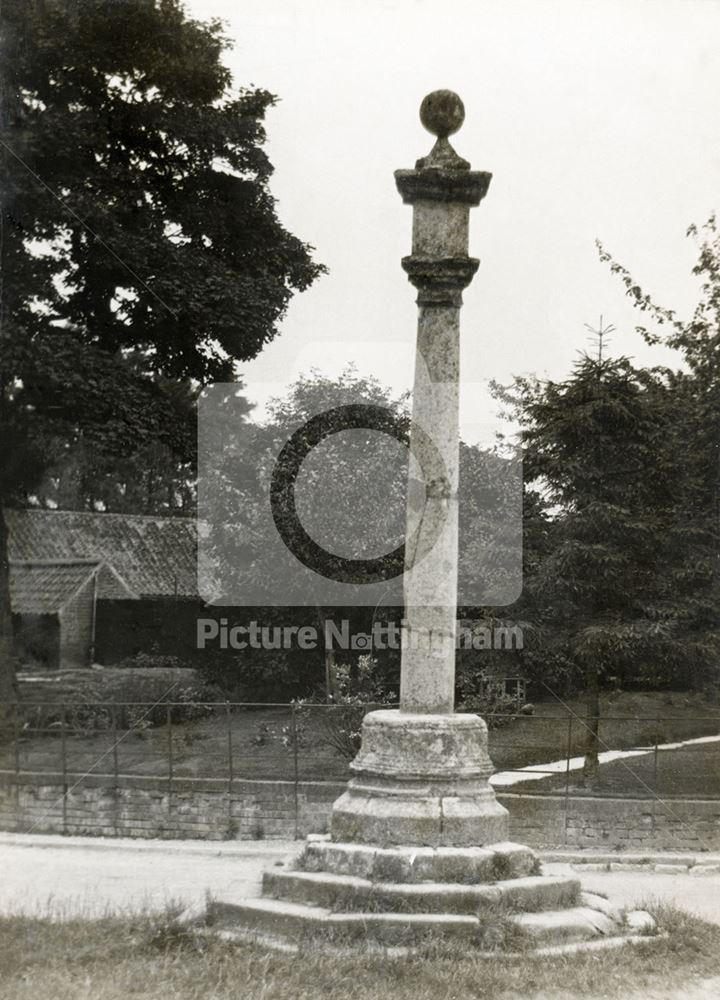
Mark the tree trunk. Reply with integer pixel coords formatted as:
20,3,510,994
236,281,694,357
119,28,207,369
582,661,600,787
0,506,18,739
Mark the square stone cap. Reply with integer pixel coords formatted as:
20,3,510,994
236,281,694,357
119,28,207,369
395,168,491,205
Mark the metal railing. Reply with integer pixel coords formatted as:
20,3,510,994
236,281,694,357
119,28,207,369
2,700,719,836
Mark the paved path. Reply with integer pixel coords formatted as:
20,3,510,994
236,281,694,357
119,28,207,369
1,833,719,926
0,834,297,917
543,862,720,926
490,731,720,787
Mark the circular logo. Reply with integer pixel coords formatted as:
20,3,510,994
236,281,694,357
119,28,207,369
269,403,449,584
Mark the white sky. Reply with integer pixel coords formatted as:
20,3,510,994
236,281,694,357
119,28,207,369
187,0,720,439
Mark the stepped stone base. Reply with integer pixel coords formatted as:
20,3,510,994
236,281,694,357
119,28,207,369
261,866,580,913
193,712,658,954
299,834,539,883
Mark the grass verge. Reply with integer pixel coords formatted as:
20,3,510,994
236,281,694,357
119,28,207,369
1,901,719,1000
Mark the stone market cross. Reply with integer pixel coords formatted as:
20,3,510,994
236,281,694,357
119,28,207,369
197,92,657,954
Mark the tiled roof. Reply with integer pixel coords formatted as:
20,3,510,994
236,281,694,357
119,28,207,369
5,509,198,598
10,561,99,614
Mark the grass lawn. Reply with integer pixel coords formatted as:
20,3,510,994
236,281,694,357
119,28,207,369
1,903,719,1000
513,743,720,799
3,691,718,792
488,690,720,769
4,704,353,783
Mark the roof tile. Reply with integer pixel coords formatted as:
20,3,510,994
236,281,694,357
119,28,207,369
5,509,198,597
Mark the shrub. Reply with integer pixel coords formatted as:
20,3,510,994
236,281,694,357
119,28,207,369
247,718,309,751
297,656,396,760
103,669,217,728
115,651,188,672
17,661,218,736
457,681,522,730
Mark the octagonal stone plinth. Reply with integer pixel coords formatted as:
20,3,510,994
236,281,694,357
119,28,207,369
329,710,510,848
299,837,538,884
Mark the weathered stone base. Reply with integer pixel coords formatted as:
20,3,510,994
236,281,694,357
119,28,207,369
329,711,510,848
198,922,660,959
196,711,657,953
201,854,655,954
298,835,539,883
262,863,581,913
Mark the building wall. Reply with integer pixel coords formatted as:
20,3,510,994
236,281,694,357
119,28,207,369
59,577,95,668
1,775,718,851
12,613,60,670
94,597,204,663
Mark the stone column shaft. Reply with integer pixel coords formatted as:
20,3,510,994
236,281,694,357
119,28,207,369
400,304,460,714
395,92,491,715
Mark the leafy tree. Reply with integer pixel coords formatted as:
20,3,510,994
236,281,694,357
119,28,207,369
0,0,325,717
32,379,198,514
598,218,719,577
493,217,720,784
507,355,702,783
2,0,324,379
598,218,720,694
201,367,525,702
200,367,410,700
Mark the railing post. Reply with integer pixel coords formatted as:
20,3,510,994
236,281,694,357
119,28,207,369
652,719,660,832
13,705,20,815
166,703,173,819
563,714,573,845
61,704,68,835
111,704,119,835
226,702,234,837
292,703,300,840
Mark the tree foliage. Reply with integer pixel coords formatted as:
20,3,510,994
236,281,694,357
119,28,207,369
0,0,325,710
2,0,325,381
201,367,525,701
499,219,720,781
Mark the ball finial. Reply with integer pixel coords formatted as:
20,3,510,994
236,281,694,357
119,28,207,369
419,90,465,139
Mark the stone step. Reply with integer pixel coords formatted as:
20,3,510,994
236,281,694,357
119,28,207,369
510,906,619,944
208,897,481,946
262,869,581,915
299,838,538,884
207,896,631,951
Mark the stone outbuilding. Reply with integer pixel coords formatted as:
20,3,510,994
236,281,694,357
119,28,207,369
6,509,199,669
9,559,137,669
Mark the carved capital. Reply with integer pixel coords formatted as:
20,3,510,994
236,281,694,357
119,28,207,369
401,255,480,306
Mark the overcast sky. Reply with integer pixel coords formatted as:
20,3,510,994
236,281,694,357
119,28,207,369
187,0,720,440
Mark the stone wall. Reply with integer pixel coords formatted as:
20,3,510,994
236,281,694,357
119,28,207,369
500,792,720,852
1,775,718,850
59,576,95,668
0,773,344,841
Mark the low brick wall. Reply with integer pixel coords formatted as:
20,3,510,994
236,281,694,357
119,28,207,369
0,773,345,841
1,774,718,850
500,792,720,852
